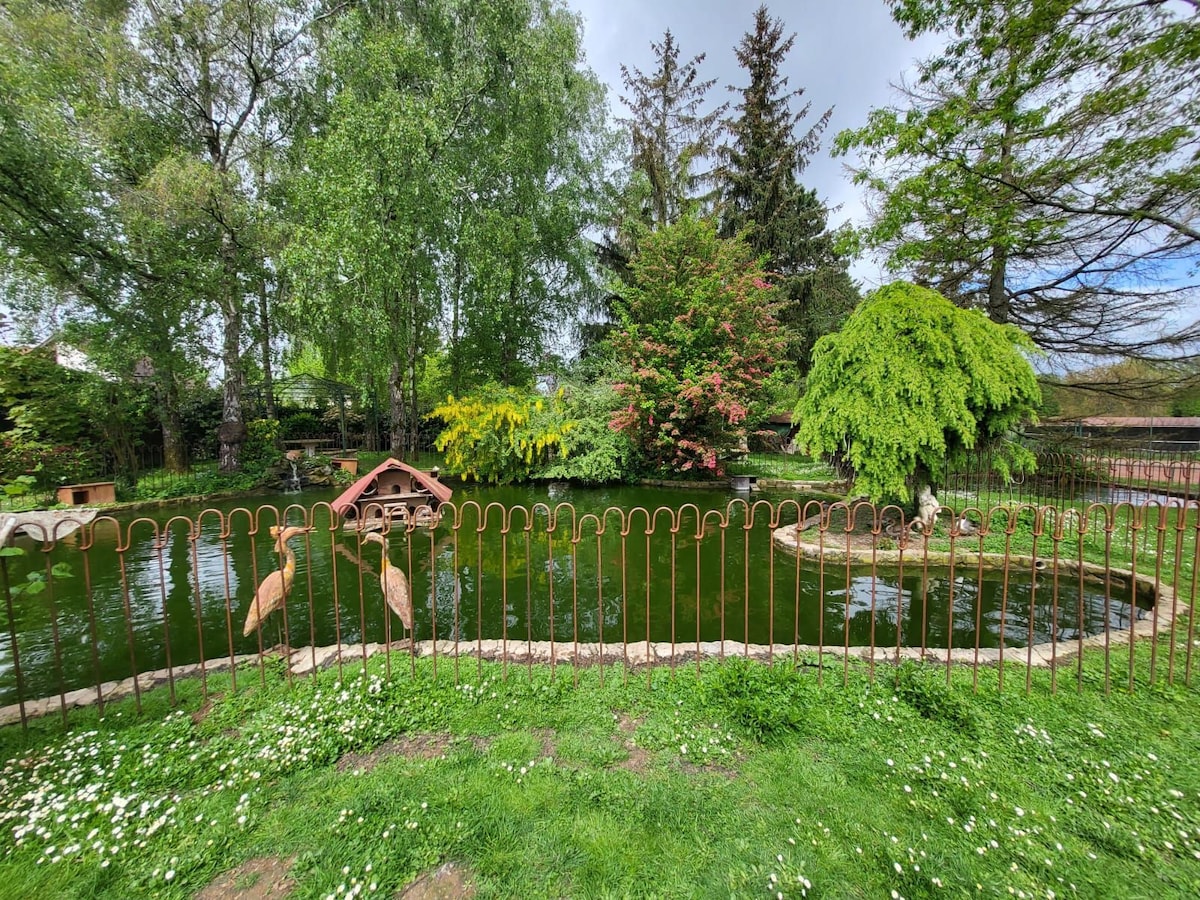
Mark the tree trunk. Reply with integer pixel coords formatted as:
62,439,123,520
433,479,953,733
501,271,519,387
218,233,246,473
157,375,188,474
258,271,276,421
986,119,1015,325
406,319,418,457
388,359,405,456
450,239,463,396
255,158,276,423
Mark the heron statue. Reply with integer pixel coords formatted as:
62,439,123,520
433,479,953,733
243,525,314,638
363,531,413,633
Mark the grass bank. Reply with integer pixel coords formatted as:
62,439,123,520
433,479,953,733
727,453,837,482
1,638,1199,899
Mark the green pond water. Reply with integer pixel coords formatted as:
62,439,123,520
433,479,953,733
0,483,1144,705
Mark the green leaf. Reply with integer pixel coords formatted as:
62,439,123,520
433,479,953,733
50,562,73,578
0,547,24,558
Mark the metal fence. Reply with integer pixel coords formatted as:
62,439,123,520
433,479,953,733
938,449,1200,507
1,493,1196,731
0,446,219,511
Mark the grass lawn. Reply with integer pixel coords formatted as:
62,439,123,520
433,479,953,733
727,453,838,482
2,636,1199,899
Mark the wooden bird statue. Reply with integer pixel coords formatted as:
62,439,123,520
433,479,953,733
363,531,413,631
244,525,313,637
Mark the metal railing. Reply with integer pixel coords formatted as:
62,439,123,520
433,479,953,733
938,449,1200,507
1,494,1195,731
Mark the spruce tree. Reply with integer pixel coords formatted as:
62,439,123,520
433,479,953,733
619,30,726,230
720,6,857,376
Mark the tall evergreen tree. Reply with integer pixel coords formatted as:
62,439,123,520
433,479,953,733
836,0,1200,367
719,5,858,376
619,30,725,231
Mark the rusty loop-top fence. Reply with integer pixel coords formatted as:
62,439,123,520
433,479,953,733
1,453,1198,732
939,448,1200,507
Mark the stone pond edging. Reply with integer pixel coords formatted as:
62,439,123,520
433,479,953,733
771,522,1179,676
1,612,1176,728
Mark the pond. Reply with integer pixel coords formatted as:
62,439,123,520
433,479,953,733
0,482,1146,705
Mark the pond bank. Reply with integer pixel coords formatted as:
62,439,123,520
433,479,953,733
2,609,1177,728
639,476,846,495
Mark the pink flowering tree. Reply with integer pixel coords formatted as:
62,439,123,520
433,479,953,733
608,217,788,475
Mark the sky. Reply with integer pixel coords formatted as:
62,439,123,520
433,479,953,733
564,0,942,288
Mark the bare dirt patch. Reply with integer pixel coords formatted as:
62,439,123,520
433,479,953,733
532,727,556,761
190,693,225,725
615,712,640,736
611,712,651,773
336,734,453,773
191,699,214,725
195,856,295,900
398,861,477,899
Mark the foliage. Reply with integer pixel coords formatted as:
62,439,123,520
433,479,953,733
286,0,612,453
278,411,325,440
608,218,788,476
0,438,102,490
700,657,807,744
539,378,636,485
0,0,303,474
177,385,224,462
893,662,981,739
1,475,36,500
835,0,1200,366
238,419,283,479
724,452,835,482
715,8,858,376
0,546,71,597
618,29,725,230
1038,360,1198,420
127,417,283,501
797,281,1041,503
0,346,94,444
1173,387,1200,418
431,386,575,484
718,7,831,267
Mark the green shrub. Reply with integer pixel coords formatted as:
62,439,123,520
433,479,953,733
701,657,808,744
894,662,982,739
240,419,283,477
798,281,1041,503
278,411,325,440
0,437,103,489
540,380,635,485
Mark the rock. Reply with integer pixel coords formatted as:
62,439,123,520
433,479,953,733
625,641,654,666
63,687,98,709
0,702,25,727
